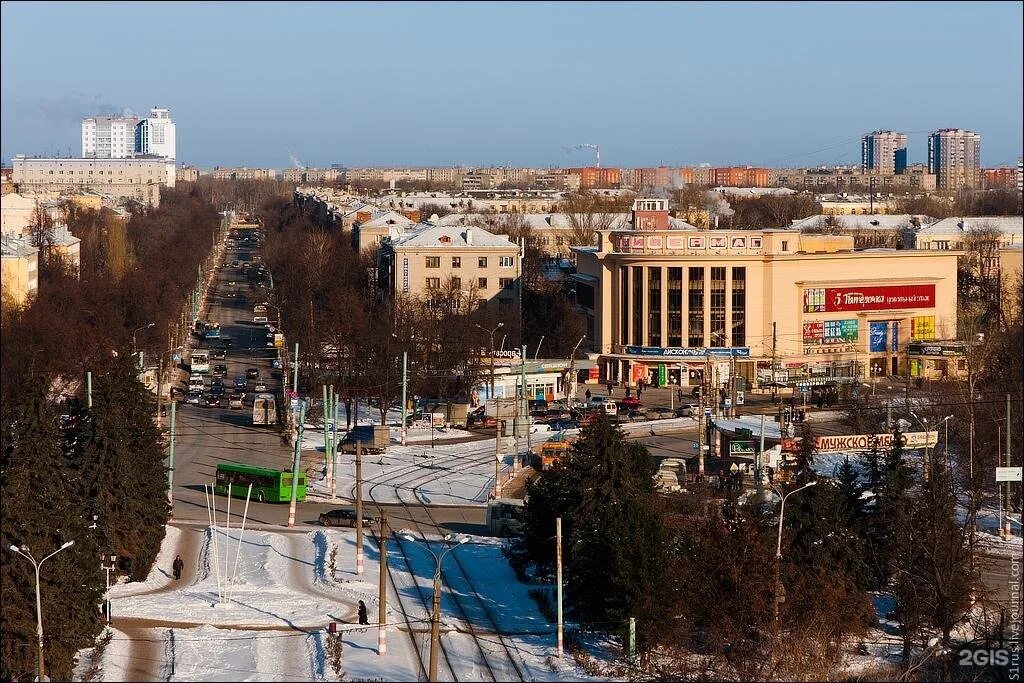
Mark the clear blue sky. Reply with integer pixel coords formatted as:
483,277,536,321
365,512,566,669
2,1,1022,169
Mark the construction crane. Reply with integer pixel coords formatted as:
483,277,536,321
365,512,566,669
568,143,600,168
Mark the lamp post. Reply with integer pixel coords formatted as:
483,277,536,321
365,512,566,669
474,322,504,399
771,481,816,631
132,322,155,369
156,346,183,426
909,411,952,477
8,540,76,681
398,531,470,683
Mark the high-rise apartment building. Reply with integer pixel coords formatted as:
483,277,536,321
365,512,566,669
861,131,908,175
135,108,177,159
82,115,140,158
927,128,981,190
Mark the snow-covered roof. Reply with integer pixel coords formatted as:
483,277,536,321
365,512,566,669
1,233,38,258
712,186,797,198
358,210,415,229
434,211,699,232
788,214,932,231
919,216,1023,239
390,224,517,249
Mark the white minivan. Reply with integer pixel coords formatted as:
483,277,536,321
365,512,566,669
586,395,618,416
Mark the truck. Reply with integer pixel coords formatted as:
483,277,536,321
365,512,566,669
340,425,389,454
252,393,277,426
486,498,525,537
416,401,470,429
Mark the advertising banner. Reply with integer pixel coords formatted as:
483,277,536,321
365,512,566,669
803,321,823,343
823,319,859,343
624,346,750,358
804,284,935,313
911,316,936,341
869,322,888,353
782,431,938,453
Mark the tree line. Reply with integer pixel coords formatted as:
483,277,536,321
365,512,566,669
0,186,223,680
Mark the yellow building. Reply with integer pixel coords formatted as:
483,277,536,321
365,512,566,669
573,201,960,390
1,234,39,308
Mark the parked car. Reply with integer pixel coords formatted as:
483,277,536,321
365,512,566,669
245,367,260,379
185,391,203,405
619,409,647,423
530,420,553,434
212,364,228,377
645,406,676,420
212,348,227,360
234,376,248,389
675,404,698,418
547,419,579,431
318,508,378,528
254,379,268,392
618,396,642,410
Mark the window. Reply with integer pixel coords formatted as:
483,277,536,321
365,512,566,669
478,257,488,268
425,277,440,288
425,256,440,268
620,266,630,346
499,277,513,289
632,266,643,346
499,256,514,268
648,267,662,347
710,267,726,347
688,267,704,347
781,240,789,251
451,277,461,289
731,267,746,347
667,267,683,347
478,277,488,289
451,256,461,268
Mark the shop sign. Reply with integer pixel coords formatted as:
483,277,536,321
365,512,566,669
907,343,967,357
402,257,409,293
804,284,935,313
730,441,755,455
910,316,936,341
781,431,938,453
869,322,888,353
823,319,859,343
624,346,750,358
803,321,823,343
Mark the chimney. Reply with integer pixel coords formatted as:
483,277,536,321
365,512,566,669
465,228,473,245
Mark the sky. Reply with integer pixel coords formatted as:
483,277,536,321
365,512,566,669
2,1,1022,169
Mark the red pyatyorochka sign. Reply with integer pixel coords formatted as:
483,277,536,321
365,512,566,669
823,285,935,312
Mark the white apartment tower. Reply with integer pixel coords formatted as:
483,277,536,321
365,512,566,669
82,115,140,158
928,128,981,190
135,107,177,159
861,130,908,175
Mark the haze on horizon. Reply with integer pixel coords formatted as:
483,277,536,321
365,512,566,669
2,1,1022,169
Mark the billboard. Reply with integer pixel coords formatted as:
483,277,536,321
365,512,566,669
782,431,938,453
823,319,858,343
804,284,935,313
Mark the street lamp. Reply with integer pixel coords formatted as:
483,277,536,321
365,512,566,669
770,480,817,630
474,322,504,398
909,411,952,477
398,531,470,683
7,540,76,681
132,322,156,369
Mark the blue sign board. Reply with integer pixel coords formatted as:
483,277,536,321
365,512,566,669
869,322,888,353
624,346,750,358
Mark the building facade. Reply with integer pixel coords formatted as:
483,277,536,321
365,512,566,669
983,167,1019,190
12,157,175,206
711,167,772,188
567,167,622,189
861,130,908,175
82,115,140,159
572,200,959,390
1,233,39,308
177,165,200,183
377,224,521,312
928,128,981,190
134,108,176,159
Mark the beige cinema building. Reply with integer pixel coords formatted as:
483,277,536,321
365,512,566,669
573,199,960,391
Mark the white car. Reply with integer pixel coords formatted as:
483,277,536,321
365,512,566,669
530,420,553,434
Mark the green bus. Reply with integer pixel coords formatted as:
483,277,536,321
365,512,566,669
214,463,306,503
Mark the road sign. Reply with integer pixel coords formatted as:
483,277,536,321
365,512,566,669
691,442,699,451
736,391,745,406
327,421,336,434
799,386,809,393
995,466,1022,482
704,407,712,417
724,398,733,409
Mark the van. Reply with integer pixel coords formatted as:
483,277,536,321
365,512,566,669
188,375,205,390
587,395,617,416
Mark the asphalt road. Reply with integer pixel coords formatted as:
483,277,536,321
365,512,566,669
167,230,488,535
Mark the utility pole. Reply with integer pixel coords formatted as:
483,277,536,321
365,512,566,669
356,442,364,574
167,400,176,511
757,413,766,494
730,353,737,418
771,322,778,404
556,516,564,658
628,617,637,666
87,371,93,409
521,344,528,474
287,400,306,528
1004,393,1012,538
292,343,300,394
377,510,388,656
401,351,408,446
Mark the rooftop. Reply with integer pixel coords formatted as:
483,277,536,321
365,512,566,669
389,224,517,249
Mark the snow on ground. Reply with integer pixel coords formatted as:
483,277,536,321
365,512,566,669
98,525,604,682
306,436,522,506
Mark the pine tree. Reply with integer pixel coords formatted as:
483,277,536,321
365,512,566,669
794,421,818,485
836,454,866,525
1,380,103,680
560,414,666,652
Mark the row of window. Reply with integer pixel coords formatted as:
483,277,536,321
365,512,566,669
425,277,514,290
424,256,514,269
47,169,154,175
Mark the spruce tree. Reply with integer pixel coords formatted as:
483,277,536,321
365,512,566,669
1,380,103,680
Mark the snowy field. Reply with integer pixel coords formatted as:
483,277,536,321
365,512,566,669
81,525,605,682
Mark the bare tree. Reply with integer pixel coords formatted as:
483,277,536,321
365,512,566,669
561,191,624,246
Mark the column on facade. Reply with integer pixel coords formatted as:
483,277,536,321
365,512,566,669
640,265,649,347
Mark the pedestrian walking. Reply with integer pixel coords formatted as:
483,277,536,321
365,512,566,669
606,381,613,395
172,554,184,581
625,386,632,398
358,600,369,625
677,389,684,402
585,389,592,402
636,387,642,400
